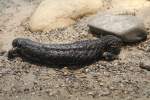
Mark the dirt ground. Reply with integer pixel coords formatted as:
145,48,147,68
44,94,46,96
0,0,150,100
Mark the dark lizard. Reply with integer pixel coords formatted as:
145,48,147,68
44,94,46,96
8,35,122,66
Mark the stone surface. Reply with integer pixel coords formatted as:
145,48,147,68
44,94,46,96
137,7,150,28
111,0,150,11
29,0,106,32
140,62,150,71
88,14,147,43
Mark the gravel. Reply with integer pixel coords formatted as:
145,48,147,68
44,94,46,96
0,0,150,100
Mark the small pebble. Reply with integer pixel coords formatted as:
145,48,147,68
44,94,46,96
99,83,104,86
139,62,150,71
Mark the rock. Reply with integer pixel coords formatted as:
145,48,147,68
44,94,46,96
29,0,106,32
88,14,147,43
139,62,150,71
137,7,150,27
0,41,3,50
111,0,150,11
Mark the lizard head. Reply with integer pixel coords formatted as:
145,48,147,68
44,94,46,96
101,35,123,54
12,38,30,48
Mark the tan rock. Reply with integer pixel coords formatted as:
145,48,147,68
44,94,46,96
111,0,150,11
137,7,150,27
103,0,150,17
29,0,105,32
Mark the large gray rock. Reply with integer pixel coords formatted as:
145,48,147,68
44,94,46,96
88,14,147,43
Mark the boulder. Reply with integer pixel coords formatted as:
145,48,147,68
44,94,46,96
111,0,150,11
137,7,150,28
88,14,147,43
29,0,106,32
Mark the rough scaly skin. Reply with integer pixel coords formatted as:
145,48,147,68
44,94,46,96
8,35,122,66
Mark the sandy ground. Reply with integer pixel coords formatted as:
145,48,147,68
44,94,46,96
0,0,150,100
